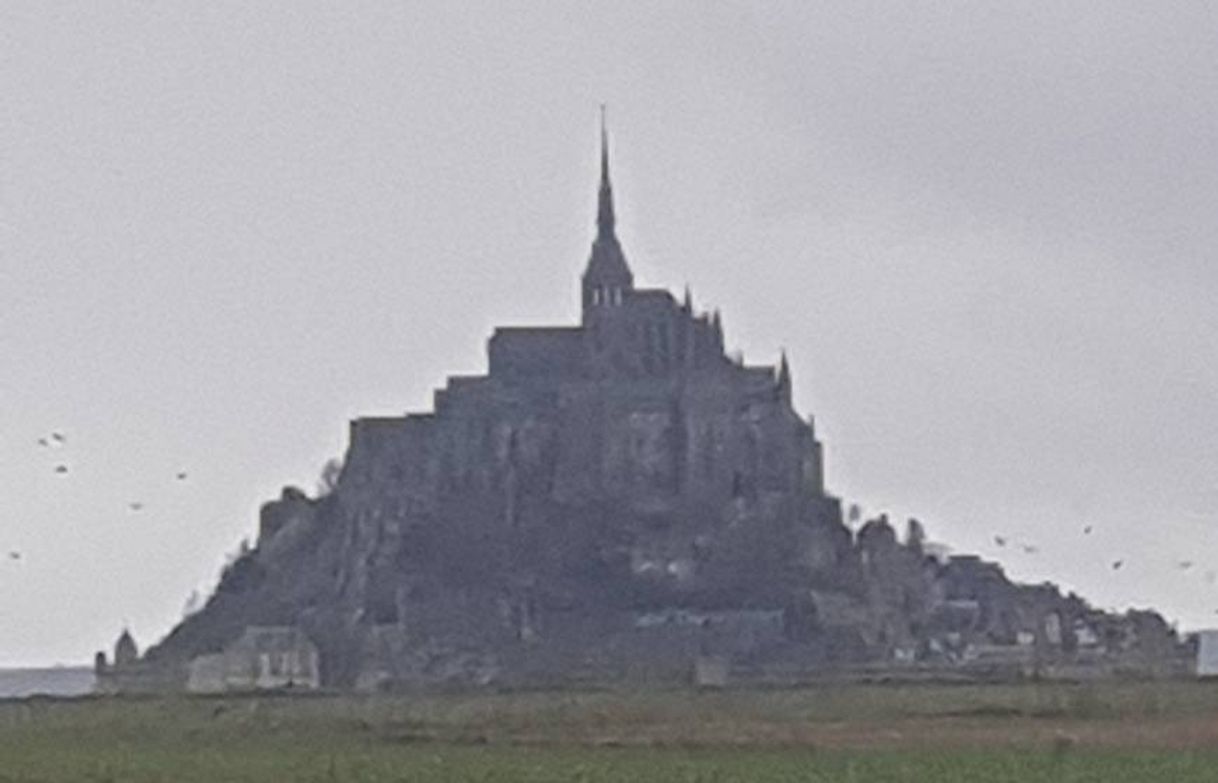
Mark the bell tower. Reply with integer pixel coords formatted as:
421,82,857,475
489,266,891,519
581,107,633,323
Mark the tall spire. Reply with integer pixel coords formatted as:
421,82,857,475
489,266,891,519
597,104,616,239
582,106,632,321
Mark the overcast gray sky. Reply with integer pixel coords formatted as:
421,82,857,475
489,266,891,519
3,2,1217,666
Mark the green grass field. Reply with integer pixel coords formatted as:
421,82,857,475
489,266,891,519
3,681,1218,781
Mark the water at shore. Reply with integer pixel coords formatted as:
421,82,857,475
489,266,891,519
0,667,94,699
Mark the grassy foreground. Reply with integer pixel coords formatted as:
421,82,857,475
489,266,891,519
3,681,1218,781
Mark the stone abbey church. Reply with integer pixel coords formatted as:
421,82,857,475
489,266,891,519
113,124,1184,692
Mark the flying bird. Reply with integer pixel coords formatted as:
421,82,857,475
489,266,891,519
128,502,144,512
54,465,68,474
1022,545,1039,555
50,432,65,443
1178,561,1194,570
1083,526,1093,535
1112,560,1124,570
994,536,1007,547
7,551,20,561
37,437,49,447
176,472,188,481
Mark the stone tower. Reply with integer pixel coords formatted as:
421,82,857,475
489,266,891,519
114,629,138,668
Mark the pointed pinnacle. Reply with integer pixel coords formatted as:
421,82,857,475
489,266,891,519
600,104,608,180
596,106,616,238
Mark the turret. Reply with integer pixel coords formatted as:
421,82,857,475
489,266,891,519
776,351,792,404
114,628,138,668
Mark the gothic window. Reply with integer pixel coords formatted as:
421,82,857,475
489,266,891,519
613,288,623,306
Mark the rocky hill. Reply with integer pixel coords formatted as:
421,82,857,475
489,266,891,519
120,129,1188,691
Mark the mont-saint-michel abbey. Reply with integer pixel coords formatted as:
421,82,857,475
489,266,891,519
98,124,1189,693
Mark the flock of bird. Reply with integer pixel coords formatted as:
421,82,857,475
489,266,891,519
847,500,1218,617
5,429,191,565
991,527,1205,577
989,522,1218,616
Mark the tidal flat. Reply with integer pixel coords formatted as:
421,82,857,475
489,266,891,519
3,681,1217,782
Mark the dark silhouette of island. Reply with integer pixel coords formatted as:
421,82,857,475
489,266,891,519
98,119,1189,693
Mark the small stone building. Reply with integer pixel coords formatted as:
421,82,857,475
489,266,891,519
94,628,148,695
187,626,320,693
